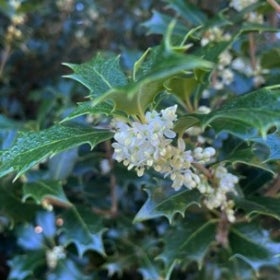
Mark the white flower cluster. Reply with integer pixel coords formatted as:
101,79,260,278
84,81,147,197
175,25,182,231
213,50,234,90
112,105,177,177
46,245,66,269
201,27,231,46
230,0,263,24
112,106,239,222
232,57,268,87
203,165,238,222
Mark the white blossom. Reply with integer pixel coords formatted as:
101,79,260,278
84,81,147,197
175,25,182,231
201,27,231,46
46,246,66,269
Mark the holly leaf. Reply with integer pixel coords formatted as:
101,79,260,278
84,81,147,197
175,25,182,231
22,180,72,208
176,86,280,139
223,147,273,173
165,0,207,25
61,101,114,123
250,133,280,161
64,48,212,115
142,10,187,36
0,125,113,179
48,259,92,280
229,222,280,271
203,87,280,138
157,217,217,270
8,251,45,280
133,184,201,224
63,54,127,97
104,235,163,280
0,184,39,225
61,207,106,257
235,196,280,221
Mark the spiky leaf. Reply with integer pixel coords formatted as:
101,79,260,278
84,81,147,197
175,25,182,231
63,54,127,97
176,87,280,139
0,125,113,179
229,222,280,271
133,185,201,224
22,180,72,208
61,207,106,257
158,217,217,269
235,196,280,221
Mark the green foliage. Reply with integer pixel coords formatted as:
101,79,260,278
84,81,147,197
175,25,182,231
1,0,280,279
0,125,113,179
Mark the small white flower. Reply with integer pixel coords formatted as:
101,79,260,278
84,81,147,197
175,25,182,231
46,246,66,269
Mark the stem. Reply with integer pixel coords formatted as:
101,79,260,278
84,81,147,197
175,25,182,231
192,162,212,179
265,174,280,197
267,0,280,12
215,211,230,247
248,33,256,71
0,45,11,80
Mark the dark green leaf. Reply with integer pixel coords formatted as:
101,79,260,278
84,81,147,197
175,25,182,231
22,180,72,208
8,251,45,280
158,217,217,269
142,10,187,36
0,184,39,225
223,147,273,173
61,102,114,123
235,196,280,221
63,54,127,97
165,0,207,25
61,207,106,257
177,87,280,139
250,133,280,161
0,125,113,179
229,222,280,271
133,185,201,224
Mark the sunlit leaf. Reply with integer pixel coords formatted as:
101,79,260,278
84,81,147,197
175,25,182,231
0,125,113,179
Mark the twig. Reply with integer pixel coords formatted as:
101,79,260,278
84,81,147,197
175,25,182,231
267,0,280,12
216,211,230,247
264,174,280,197
248,33,256,71
0,45,11,80
192,162,213,179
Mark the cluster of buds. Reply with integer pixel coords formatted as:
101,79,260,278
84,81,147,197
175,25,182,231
112,106,239,222
213,50,234,90
232,57,268,87
46,245,66,269
201,27,231,46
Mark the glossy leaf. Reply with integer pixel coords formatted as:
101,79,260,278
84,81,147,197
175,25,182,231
229,222,280,271
22,180,72,208
61,207,106,257
0,125,113,179
176,87,280,139
165,0,207,25
133,185,201,224
61,101,114,123
63,54,127,97
235,196,280,221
